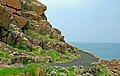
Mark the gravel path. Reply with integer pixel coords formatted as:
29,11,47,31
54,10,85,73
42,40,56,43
50,50,99,67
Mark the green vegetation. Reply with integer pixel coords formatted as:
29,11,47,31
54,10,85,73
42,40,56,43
9,41,29,52
47,66,82,76
0,42,80,65
0,67,23,76
27,29,59,43
0,63,109,76
47,64,109,76
91,64,109,76
19,41,30,51
30,47,80,63
39,50,80,63
0,50,12,62
0,64,46,76
0,50,9,58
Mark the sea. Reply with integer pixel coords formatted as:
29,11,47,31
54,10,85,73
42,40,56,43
70,42,120,60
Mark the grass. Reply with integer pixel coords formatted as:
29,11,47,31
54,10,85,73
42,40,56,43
2,44,80,64
4,29,80,63
0,50,12,60
0,64,46,76
31,48,80,63
38,49,80,63
0,50,9,58
46,64,109,76
93,64,109,76
27,29,59,43
9,41,30,52
0,63,109,76
0,67,23,76
1,42,80,64
26,29,80,62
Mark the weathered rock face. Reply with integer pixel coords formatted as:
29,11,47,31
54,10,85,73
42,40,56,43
13,14,27,29
0,0,75,55
7,0,21,10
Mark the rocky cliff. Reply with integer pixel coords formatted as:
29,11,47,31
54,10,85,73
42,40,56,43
0,0,78,65
0,0,75,53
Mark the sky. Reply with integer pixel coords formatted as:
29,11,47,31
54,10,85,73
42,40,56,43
39,0,120,43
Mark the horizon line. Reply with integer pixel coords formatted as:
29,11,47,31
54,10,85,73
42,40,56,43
68,42,120,44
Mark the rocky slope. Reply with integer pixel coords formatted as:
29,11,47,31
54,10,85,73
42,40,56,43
0,0,78,65
0,0,75,53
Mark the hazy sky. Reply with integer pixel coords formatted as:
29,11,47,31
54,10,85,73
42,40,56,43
39,0,120,43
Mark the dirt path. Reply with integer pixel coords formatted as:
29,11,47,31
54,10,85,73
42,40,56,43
50,50,99,67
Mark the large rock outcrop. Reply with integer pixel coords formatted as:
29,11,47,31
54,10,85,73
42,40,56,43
0,0,75,54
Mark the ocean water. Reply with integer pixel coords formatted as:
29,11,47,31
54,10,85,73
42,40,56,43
70,42,120,60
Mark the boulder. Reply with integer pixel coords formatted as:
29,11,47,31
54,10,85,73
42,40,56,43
22,0,46,16
54,44,62,53
46,42,54,49
48,28,65,41
6,0,21,10
23,39,33,49
0,11,13,30
53,28,61,35
13,14,27,29
30,1,46,15
11,56,32,63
